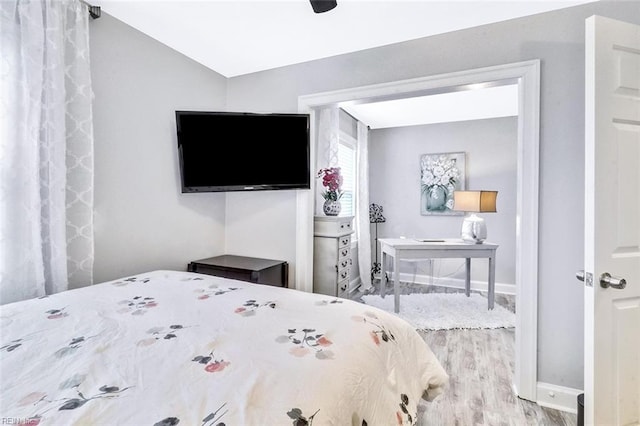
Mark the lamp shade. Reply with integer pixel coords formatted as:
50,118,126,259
453,190,498,213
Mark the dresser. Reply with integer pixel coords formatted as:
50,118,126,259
313,216,354,298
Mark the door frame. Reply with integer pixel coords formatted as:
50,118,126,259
296,59,540,401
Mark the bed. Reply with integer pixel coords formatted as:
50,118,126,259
0,270,448,425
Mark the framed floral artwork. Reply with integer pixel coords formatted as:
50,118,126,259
420,152,466,215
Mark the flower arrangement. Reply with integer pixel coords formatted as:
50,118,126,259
421,155,460,192
420,154,461,211
317,167,343,201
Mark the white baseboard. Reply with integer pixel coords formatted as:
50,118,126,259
380,271,516,295
536,382,583,414
348,277,362,294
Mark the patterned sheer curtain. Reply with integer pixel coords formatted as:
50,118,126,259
314,107,340,215
0,0,95,304
356,122,373,292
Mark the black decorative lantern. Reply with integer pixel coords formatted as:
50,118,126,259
369,203,386,282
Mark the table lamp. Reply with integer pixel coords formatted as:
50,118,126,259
453,190,498,244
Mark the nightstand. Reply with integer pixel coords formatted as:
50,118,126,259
188,255,288,288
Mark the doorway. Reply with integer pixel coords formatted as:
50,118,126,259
297,59,541,401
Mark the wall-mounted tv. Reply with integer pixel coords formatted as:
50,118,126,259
176,111,310,193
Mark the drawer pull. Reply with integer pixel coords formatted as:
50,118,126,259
341,261,348,268
341,239,349,246
341,249,348,257
340,271,348,279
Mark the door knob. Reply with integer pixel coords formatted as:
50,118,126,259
599,272,627,290
576,270,593,287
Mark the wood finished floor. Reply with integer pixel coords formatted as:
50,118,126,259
350,281,577,426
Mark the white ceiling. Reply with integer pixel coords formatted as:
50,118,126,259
99,0,595,78
341,83,519,129
98,0,594,127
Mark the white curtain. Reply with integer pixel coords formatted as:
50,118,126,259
356,122,373,291
314,107,340,215
0,0,95,304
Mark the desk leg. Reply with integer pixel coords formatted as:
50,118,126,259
393,255,400,314
429,259,434,287
488,255,496,310
465,258,471,297
380,251,386,298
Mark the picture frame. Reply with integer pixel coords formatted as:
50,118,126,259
420,151,466,216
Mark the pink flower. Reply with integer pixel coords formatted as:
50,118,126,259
18,392,46,407
145,302,157,308
370,331,380,346
317,336,332,347
205,361,229,373
317,168,343,201
289,346,310,357
198,295,210,300
234,307,246,313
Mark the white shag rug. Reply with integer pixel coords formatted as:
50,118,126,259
361,292,515,330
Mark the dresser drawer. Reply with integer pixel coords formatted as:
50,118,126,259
338,235,351,249
337,278,350,298
337,257,351,272
314,216,354,237
338,244,351,262
337,268,350,283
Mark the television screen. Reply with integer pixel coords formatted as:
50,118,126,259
176,111,311,193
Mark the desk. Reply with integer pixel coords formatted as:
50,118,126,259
379,238,498,313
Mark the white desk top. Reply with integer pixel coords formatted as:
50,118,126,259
379,238,498,250
379,237,498,313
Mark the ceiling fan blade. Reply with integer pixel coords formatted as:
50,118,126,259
310,0,337,14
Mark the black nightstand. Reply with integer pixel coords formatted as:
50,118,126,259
188,255,288,288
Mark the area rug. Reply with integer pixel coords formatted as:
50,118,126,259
361,292,515,330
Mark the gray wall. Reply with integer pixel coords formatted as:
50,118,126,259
225,2,640,389
90,14,228,283
87,1,639,391
369,117,517,286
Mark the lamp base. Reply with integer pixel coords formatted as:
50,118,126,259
460,213,487,244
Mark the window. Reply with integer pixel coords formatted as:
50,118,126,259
338,132,357,218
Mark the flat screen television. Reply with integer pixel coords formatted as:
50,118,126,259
176,111,310,193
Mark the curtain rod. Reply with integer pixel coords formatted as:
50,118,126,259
80,0,101,19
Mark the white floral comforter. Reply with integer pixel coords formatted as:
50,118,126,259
0,270,448,425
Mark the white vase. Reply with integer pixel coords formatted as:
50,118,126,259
323,200,341,216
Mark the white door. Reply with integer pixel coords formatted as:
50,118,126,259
584,15,640,426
